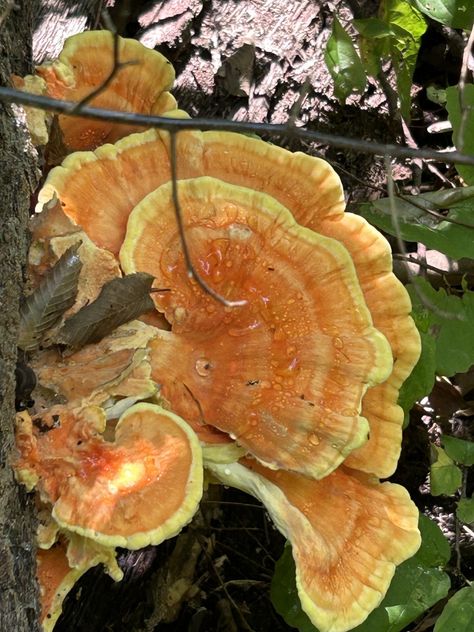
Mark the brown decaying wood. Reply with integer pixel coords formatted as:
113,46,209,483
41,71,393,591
0,1,41,630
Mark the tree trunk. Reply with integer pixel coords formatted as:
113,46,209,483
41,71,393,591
0,1,41,630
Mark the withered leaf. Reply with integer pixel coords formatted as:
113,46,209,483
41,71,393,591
18,244,82,352
57,272,156,348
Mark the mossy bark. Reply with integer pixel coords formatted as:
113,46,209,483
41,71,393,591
0,1,41,629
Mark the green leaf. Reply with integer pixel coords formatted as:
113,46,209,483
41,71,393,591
446,85,474,185
18,244,82,352
57,272,155,349
358,187,474,260
397,309,436,419
457,497,474,525
381,0,427,119
434,586,474,632
443,436,474,466
415,515,451,567
324,16,367,102
353,17,392,39
270,545,316,632
407,279,474,377
430,445,462,496
413,0,474,30
271,515,450,632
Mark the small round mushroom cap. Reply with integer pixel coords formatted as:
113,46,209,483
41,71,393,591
121,177,392,479
15,403,203,549
208,459,421,632
36,30,176,151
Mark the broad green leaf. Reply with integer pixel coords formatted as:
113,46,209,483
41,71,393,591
430,445,462,496
353,18,392,39
57,272,155,348
381,0,427,119
355,1,426,118
443,435,474,466
408,279,474,377
270,545,316,632
446,85,474,185
271,515,450,632
324,16,367,102
457,497,474,524
397,308,436,420
18,244,82,352
434,586,474,632
415,515,451,567
413,0,474,30
359,187,474,260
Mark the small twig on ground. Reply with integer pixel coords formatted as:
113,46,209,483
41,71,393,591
169,131,247,308
196,533,256,632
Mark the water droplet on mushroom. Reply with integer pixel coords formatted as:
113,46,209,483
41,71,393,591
228,223,253,240
342,408,357,417
308,433,320,446
333,337,344,350
195,358,212,377
174,307,187,323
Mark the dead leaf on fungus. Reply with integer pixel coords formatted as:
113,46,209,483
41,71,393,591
18,244,82,352
57,273,155,348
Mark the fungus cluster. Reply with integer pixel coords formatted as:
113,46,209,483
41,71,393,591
15,31,422,632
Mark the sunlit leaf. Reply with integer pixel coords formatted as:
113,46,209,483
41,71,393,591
381,0,427,119
324,16,367,102
271,515,450,632
457,497,474,525
415,514,451,567
270,545,316,632
398,307,436,420
407,279,474,377
57,272,155,348
430,445,462,496
446,85,474,185
18,244,82,352
413,0,474,30
359,187,474,260
434,586,474,632
442,435,474,466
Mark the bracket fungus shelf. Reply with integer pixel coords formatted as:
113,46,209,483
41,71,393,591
14,30,422,632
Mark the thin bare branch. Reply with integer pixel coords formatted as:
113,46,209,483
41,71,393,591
384,155,463,320
3,86,474,166
70,11,137,113
169,131,247,308
398,193,474,229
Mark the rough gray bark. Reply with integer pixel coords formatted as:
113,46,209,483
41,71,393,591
0,1,41,630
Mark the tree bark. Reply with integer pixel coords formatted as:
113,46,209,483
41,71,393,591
0,1,41,630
